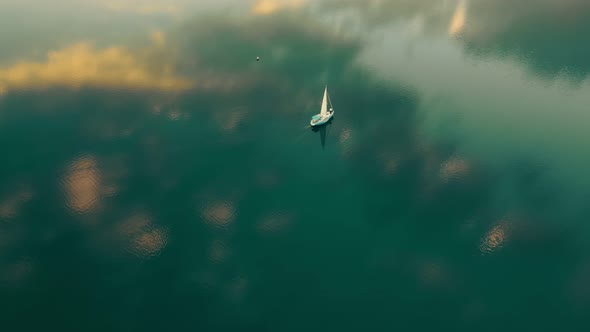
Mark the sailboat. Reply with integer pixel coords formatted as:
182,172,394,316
310,85,334,127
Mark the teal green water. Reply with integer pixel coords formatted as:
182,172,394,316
2,0,590,331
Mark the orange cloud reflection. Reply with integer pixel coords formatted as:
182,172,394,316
449,0,467,36
0,42,193,93
150,30,167,48
132,228,168,257
480,220,511,255
252,0,308,15
439,156,470,183
117,213,168,258
201,201,236,229
63,156,100,214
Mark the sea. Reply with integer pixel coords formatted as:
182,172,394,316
2,1,590,331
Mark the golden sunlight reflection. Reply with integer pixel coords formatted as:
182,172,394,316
133,228,168,257
0,186,34,220
449,0,467,36
0,42,193,93
480,219,511,255
116,213,168,258
252,0,307,15
63,156,100,214
439,156,470,183
201,201,236,229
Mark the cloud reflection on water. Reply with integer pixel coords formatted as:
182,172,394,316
201,200,236,230
448,0,466,36
480,220,510,255
103,0,181,15
63,156,101,215
116,212,169,259
252,0,308,15
0,42,192,93
2,1,590,330
462,0,590,78
322,0,590,80
439,156,470,184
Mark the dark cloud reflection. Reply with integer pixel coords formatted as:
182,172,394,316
462,0,590,79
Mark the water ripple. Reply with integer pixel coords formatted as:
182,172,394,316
201,200,236,230
256,211,293,235
480,217,513,255
116,213,168,259
209,239,230,263
439,155,471,184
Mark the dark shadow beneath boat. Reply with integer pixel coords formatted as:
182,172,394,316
311,116,334,150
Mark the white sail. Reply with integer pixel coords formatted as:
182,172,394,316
320,86,328,117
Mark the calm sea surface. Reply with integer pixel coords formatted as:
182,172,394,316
2,1,590,331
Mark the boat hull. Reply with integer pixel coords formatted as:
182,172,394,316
310,112,334,127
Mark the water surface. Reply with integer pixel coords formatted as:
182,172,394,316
2,1,590,331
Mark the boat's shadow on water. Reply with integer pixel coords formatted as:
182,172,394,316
311,117,333,150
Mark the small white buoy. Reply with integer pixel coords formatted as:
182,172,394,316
256,56,260,61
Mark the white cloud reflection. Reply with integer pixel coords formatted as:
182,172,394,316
356,15,590,191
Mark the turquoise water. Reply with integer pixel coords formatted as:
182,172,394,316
2,1,590,331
